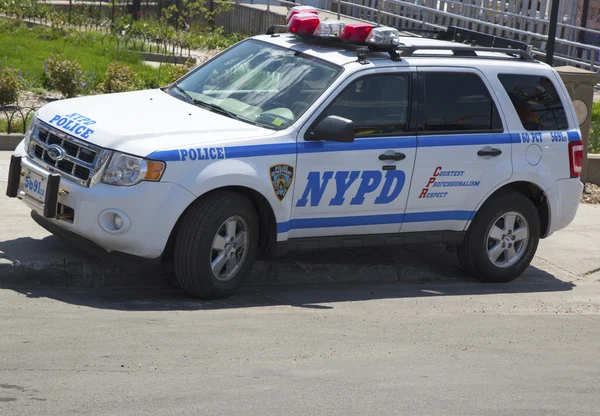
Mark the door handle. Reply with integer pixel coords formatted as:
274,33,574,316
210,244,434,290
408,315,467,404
477,148,502,157
379,152,406,161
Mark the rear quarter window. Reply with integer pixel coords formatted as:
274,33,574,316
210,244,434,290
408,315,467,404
498,74,568,131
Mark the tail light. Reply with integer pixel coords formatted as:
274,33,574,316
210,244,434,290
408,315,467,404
286,5,318,23
340,24,373,42
287,14,321,36
568,140,583,178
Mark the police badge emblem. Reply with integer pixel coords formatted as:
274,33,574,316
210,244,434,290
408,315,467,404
270,164,294,202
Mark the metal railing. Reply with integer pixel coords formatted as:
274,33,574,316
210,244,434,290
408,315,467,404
247,0,600,72
0,106,38,135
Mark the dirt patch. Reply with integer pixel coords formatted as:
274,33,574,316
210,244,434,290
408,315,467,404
582,182,600,204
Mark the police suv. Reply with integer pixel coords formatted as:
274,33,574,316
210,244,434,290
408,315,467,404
6,7,585,298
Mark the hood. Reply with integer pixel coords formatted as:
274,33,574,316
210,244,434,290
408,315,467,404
36,89,276,156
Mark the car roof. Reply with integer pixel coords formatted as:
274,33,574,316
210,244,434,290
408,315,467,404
253,33,548,72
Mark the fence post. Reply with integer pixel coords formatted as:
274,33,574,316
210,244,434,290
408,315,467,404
545,0,560,65
267,0,270,12
68,0,72,25
112,0,115,24
337,0,341,19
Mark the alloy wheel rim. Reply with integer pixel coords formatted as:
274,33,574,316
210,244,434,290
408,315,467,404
210,215,249,282
486,211,529,268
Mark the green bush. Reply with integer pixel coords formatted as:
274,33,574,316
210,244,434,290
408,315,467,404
45,54,84,98
162,57,198,84
98,62,142,93
589,102,600,154
185,26,242,50
0,65,20,106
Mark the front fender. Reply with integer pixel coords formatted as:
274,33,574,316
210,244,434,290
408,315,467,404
172,158,294,238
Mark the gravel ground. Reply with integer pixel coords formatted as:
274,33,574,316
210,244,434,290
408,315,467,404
582,182,600,204
15,91,63,109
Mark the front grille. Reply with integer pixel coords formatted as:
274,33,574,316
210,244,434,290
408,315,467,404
27,122,110,187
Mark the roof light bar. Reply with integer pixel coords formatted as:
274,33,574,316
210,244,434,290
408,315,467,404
313,20,346,38
287,13,321,36
286,5,318,24
340,24,373,43
366,26,400,46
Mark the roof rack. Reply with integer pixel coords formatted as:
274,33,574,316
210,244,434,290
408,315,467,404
396,45,535,61
443,26,530,52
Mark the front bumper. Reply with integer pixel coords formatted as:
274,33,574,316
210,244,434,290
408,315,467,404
8,154,197,259
545,178,584,237
30,210,160,265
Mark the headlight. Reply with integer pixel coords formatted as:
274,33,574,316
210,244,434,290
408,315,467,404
23,111,38,152
101,152,165,186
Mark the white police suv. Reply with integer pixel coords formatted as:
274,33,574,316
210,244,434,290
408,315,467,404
6,8,584,298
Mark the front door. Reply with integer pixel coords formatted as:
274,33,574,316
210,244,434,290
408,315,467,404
288,69,418,239
403,68,513,233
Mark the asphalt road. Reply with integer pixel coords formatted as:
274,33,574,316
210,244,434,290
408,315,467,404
0,283,599,416
1,150,600,415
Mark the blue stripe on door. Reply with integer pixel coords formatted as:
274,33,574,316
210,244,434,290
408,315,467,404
148,133,513,161
277,210,475,233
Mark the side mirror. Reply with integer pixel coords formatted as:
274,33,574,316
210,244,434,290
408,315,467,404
308,115,355,143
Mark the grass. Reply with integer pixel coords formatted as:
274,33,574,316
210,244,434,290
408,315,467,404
0,21,169,91
589,102,600,154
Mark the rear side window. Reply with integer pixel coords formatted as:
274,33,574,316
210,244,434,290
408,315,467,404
422,72,502,133
498,74,568,131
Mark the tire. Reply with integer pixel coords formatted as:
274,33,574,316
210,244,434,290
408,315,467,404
457,191,540,283
174,191,259,299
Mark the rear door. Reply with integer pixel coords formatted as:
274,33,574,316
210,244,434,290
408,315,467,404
403,68,513,233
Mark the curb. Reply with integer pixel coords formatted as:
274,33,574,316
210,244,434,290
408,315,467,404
0,134,24,151
587,153,600,186
0,256,454,290
134,51,189,64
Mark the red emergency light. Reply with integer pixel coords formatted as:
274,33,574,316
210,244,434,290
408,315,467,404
287,13,321,36
340,24,373,42
286,6,319,24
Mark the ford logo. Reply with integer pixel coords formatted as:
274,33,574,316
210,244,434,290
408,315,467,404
47,144,66,162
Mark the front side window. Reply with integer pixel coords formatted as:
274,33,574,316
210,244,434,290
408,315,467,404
498,74,568,131
170,39,342,130
422,72,502,133
317,74,411,137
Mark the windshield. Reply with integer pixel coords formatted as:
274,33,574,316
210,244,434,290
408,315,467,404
169,39,342,130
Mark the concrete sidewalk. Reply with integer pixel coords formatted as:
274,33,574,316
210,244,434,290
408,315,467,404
1,150,599,289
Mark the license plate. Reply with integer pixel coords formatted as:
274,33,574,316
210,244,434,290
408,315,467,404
20,168,48,204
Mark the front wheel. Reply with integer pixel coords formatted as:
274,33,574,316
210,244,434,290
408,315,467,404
174,191,259,299
457,191,540,283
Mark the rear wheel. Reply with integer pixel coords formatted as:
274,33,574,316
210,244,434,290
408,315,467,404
174,191,259,299
457,191,540,283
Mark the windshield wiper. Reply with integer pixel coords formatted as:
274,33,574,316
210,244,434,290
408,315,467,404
172,85,242,120
193,100,240,121
171,84,196,104
171,84,269,128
